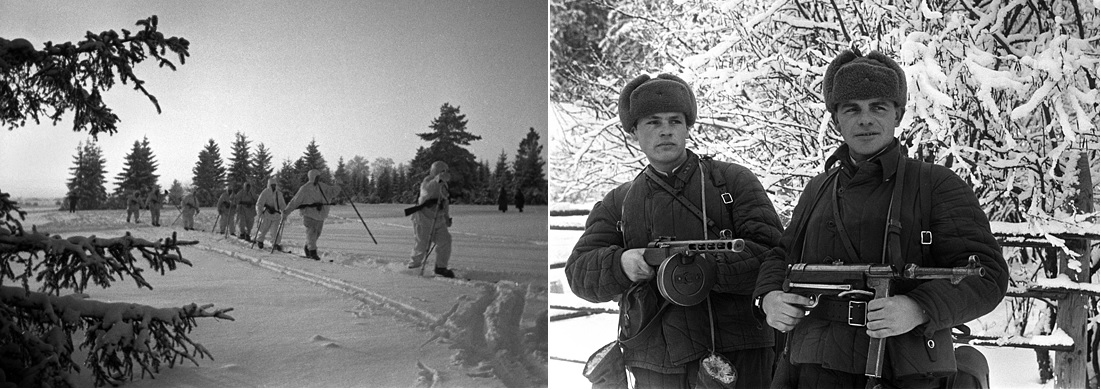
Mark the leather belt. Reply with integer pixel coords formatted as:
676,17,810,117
808,297,869,327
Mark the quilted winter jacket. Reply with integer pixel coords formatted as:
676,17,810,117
566,151,784,373
752,140,1009,377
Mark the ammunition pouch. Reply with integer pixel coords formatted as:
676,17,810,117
887,327,956,381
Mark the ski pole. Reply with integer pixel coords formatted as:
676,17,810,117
170,204,183,227
249,213,263,248
210,212,220,234
347,200,378,245
271,214,286,254
419,180,446,276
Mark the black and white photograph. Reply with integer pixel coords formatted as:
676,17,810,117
549,0,1098,389
1,0,547,387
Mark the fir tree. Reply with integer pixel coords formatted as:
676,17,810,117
0,16,230,387
346,156,370,202
66,141,108,210
191,139,226,207
167,179,184,206
333,157,349,186
411,103,481,201
113,136,160,196
512,127,546,204
296,139,330,184
251,142,274,186
226,132,252,188
276,159,298,201
494,150,513,188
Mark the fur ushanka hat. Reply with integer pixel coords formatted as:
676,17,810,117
822,49,907,114
618,74,696,132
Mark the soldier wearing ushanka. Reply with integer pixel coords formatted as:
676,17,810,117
566,73,785,388
752,49,1009,388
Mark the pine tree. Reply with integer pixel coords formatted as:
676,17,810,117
512,127,546,204
333,157,349,186
296,139,330,184
65,141,108,210
167,179,184,205
191,139,226,207
276,159,298,201
373,165,393,203
411,103,481,201
346,156,370,202
494,150,513,188
113,136,160,196
1,17,230,388
251,142,274,186
226,132,251,188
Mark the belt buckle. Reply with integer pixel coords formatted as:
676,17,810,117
847,301,868,327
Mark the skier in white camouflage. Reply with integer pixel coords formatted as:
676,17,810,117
235,182,258,240
216,185,236,235
254,178,285,250
406,161,454,278
180,190,200,231
283,169,341,261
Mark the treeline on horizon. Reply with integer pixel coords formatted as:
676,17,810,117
64,103,547,210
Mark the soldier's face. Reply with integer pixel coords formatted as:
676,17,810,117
630,112,689,172
834,97,900,161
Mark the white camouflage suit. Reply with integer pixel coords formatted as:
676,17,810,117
254,178,286,246
410,166,451,269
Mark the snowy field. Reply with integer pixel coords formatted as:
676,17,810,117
549,225,1057,389
18,204,547,388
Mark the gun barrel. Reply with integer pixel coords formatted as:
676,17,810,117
903,264,984,283
650,238,744,253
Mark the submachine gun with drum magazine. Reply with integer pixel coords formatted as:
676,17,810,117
781,255,985,378
644,237,745,306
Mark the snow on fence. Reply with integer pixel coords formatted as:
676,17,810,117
550,205,1099,387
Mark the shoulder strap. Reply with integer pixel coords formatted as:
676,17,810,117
830,174,863,263
702,158,737,237
918,161,933,262
641,168,722,237
884,152,909,268
791,167,841,263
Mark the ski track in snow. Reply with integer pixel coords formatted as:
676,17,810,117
23,205,548,388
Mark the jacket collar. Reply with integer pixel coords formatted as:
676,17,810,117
826,138,903,182
648,149,699,189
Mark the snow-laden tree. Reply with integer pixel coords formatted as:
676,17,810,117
0,15,188,139
552,0,1097,225
552,0,1098,386
66,141,108,210
1,16,233,387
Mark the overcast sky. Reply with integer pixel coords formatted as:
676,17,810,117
0,0,547,198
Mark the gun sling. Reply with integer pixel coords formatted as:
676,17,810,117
642,167,723,238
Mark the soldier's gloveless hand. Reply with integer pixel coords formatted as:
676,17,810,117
620,248,655,282
865,295,929,338
762,290,812,333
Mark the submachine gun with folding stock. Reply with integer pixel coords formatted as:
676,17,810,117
643,237,745,306
781,256,985,378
